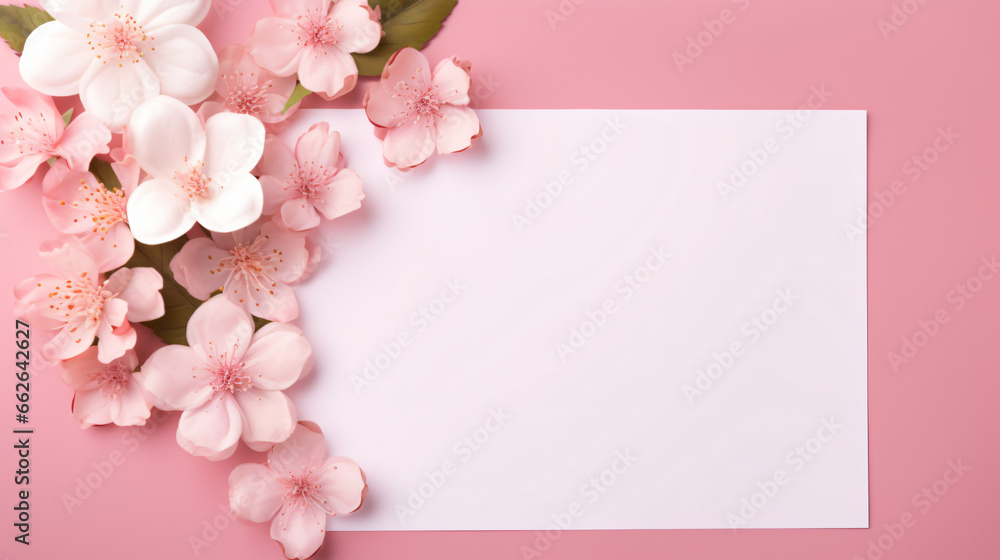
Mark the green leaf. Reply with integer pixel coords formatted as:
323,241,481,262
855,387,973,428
0,4,53,53
353,0,458,76
283,82,311,114
88,158,122,192
61,108,73,128
120,239,203,346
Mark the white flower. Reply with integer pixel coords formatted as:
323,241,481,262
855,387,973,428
125,96,265,244
20,0,218,132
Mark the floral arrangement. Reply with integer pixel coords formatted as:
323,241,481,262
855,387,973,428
2,0,482,557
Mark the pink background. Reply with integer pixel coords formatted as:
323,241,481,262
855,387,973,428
2,0,998,559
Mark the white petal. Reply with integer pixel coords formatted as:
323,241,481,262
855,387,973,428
19,21,93,96
40,0,111,32
79,59,160,133
142,24,218,105
126,95,206,179
127,178,196,244
123,0,211,28
193,173,263,233
203,112,265,183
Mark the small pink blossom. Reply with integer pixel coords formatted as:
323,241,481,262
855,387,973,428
62,348,151,428
14,237,165,363
200,44,299,125
229,422,367,560
170,222,309,322
247,0,382,101
363,48,482,171
259,123,364,231
137,295,312,461
0,87,111,190
41,156,141,271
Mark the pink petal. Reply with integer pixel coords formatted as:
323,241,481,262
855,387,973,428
116,267,165,322
269,422,328,474
314,457,367,515
108,377,152,426
327,0,381,54
236,388,297,447
279,197,321,231
312,169,364,220
243,322,311,390
61,346,105,391
13,275,70,330
41,162,96,234
0,156,48,191
382,122,436,171
431,57,472,106
57,112,112,171
126,178,196,245
362,84,409,129
294,123,339,167
435,105,481,155
381,47,431,92
270,501,327,560
229,462,289,522
247,17,304,77
80,223,135,272
71,389,115,428
43,320,98,362
176,393,243,460
235,276,300,323
96,316,137,364
127,95,207,180
136,345,214,410
111,153,142,195
270,0,327,19
39,236,98,281
141,23,218,105
1,87,60,130
298,47,359,101
170,237,231,299
186,295,255,364
261,224,309,283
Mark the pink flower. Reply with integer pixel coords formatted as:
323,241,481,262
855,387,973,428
200,44,299,125
229,422,367,560
0,87,111,190
62,348,151,428
14,237,165,363
170,222,309,322
41,156,141,271
363,48,482,171
259,123,364,231
247,0,381,101
137,295,312,461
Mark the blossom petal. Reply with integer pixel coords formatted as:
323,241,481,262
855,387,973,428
279,197,321,231
432,57,472,106
108,378,152,426
293,123,339,167
247,17,303,77
242,322,311,390
268,422,328,473
186,295,255,364
170,237,230,299
192,172,263,233
127,95,207,180
236,388,296,446
177,394,242,460
271,501,327,560
203,112,265,180
19,21,93,97
124,0,211,28
0,157,48,190
313,169,363,221
126,178,196,245
262,226,309,283
43,320,98,362
95,316,137,363
80,223,136,272
314,457,367,515
57,112,112,171
39,236,98,280
136,345,213,410
298,47,358,101
141,24,218,105
382,122,435,171
328,0,381,54
72,389,114,427
115,267,165,322
435,105,481,154
79,59,161,133
229,463,288,523
61,346,106,391
270,0,327,18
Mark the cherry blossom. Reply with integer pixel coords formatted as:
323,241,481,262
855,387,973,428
62,348,151,428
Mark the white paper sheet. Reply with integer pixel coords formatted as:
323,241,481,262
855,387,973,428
288,109,868,530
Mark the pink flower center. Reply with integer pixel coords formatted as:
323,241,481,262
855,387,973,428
93,360,131,399
174,159,211,199
87,9,153,67
215,235,284,310
61,178,128,243
273,466,336,514
390,69,446,126
2,110,56,156
224,72,272,117
45,272,111,336
205,343,252,394
296,10,342,53
285,161,336,202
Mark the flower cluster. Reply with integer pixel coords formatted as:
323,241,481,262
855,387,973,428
5,0,480,557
